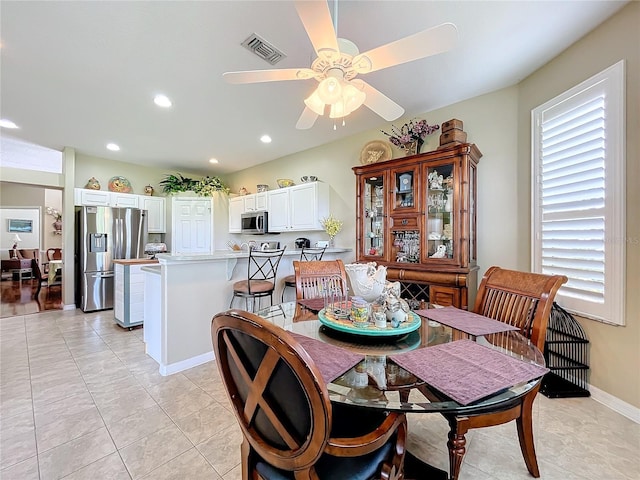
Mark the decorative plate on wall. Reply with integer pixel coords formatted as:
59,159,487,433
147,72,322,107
108,176,132,193
359,140,392,165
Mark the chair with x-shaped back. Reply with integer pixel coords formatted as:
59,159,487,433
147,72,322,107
211,309,407,480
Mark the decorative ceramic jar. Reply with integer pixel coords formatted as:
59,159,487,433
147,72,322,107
144,185,154,196
85,177,101,190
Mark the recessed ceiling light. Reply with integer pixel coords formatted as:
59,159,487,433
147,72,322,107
106,143,120,151
154,94,172,108
0,119,19,129
260,135,272,143
209,158,219,164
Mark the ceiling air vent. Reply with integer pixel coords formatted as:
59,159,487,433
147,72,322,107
241,33,286,65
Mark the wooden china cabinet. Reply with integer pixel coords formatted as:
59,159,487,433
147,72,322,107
353,143,482,310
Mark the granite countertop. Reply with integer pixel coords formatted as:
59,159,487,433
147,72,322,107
112,259,160,265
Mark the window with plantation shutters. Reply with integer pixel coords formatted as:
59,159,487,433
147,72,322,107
532,60,625,325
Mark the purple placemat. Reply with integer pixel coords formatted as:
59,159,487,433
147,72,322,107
297,298,326,313
415,306,520,336
389,339,548,405
289,332,364,383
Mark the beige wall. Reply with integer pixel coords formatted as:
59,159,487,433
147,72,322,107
74,153,206,196
518,2,639,408
225,86,520,272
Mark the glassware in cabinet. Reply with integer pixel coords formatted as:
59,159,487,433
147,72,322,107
362,175,385,258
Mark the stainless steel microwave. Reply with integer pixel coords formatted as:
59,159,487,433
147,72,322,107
241,211,269,234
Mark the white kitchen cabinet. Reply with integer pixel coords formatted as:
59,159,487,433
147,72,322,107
243,192,267,212
172,197,213,254
141,196,166,233
74,188,142,209
267,182,329,232
255,192,267,211
74,188,111,206
110,192,139,208
267,189,290,232
290,182,329,230
228,196,244,233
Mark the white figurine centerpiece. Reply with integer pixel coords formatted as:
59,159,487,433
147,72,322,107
345,262,387,302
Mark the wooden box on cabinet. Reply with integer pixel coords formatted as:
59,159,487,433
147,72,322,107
353,143,482,310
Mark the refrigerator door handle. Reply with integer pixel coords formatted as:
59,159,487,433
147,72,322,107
91,272,114,278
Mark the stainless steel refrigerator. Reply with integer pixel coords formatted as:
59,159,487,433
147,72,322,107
76,206,147,312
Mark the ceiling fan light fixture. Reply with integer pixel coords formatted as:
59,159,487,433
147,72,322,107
304,90,325,116
317,76,343,104
342,83,366,114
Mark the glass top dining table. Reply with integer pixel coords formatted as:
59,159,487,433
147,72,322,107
255,301,546,415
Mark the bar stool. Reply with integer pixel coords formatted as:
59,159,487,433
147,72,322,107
230,247,286,312
280,246,326,302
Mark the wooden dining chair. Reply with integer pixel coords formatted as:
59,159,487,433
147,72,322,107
211,309,407,480
230,247,286,311
30,258,61,298
46,248,62,261
280,246,327,302
438,266,567,480
294,259,348,300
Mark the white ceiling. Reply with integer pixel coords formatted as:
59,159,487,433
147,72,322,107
0,1,627,175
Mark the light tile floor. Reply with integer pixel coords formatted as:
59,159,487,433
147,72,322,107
1,309,638,479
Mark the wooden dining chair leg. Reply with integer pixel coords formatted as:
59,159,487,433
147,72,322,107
516,387,541,477
446,417,470,480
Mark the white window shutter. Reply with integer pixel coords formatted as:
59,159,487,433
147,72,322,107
532,60,625,325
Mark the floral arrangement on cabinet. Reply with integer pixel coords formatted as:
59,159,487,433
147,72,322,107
381,118,439,154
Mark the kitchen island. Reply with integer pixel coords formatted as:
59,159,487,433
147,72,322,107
143,248,352,375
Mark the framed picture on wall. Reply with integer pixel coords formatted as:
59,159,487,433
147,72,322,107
8,219,33,233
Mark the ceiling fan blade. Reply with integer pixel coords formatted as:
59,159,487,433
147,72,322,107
352,23,458,74
360,81,404,121
296,107,319,130
223,68,316,84
294,0,340,59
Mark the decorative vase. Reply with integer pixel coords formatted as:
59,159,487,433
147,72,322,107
53,220,62,232
401,139,424,156
345,262,387,302
85,177,101,190
328,237,335,248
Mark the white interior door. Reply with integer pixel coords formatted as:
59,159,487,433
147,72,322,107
172,198,212,254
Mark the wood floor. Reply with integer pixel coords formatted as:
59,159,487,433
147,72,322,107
0,275,62,318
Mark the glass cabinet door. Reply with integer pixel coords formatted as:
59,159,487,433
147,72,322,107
424,162,455,261
362,175,385,259
390,166,420,214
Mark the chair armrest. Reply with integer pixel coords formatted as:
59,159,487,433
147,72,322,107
325,412,406,457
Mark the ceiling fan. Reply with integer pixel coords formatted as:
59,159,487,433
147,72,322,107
223,1,457,129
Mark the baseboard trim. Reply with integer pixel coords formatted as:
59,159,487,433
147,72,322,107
63,304,76,311
589,384,640,424
158,351,215,376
